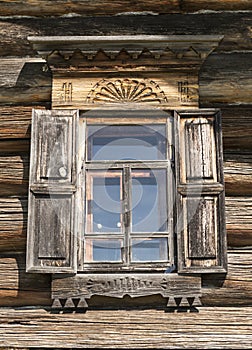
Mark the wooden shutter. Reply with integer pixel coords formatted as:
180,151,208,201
26,109,79,273
175,109,227,273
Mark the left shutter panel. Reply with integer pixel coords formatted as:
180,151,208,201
26,109,79,273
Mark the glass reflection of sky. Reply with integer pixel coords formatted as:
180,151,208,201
92,176,121,232
88,124,166,160
131,238,168,262
92,240,122,262
131,169,167,233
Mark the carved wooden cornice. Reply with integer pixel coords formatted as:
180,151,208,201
28,35,223,68
28,35,224,109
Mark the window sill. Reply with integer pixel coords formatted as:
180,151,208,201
52,273,201,309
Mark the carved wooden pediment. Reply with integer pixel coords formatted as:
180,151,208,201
28,35,223,109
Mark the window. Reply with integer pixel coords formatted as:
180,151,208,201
82,117,173,271
26,108,226,275
26,35,227,307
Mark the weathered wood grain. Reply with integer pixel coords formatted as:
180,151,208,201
0,251,251,307
0,252,251,308
1,52,251,106
0,306,251,348
0,196,251,255
224,153,252,195
1,106,252,154
202,252,252,306
183,0,252,12
0,307,252,349
221,108,252,150
0,13,251,57
0,105,46,139
200,53,252,106
0,256,51,307
1,151,251,197
0,1,251,16
226,198,252,248
0,197,27,253
0,1,180,17
0,58,48,88
0,154,29,196
0,139,30,153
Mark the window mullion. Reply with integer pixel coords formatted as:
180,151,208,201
123,165,131,266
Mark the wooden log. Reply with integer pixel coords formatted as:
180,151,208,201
0,307,252,349
224,152,252,195
0,13,251,57
200,53,252,106
0,105,46,139
0,86,50,105
183,0,252,12
0,58,49,88
226,198,252,248
1,150,251,196
202,252,252,306
1,106,252,153
221,108,252,150
0,52,252,106
0,1,251,17
0,1,180,17
0,255,51,307
0,252,251,308
0,196,251,254
0,197,27,253
0,139,30,153
0,154,29,196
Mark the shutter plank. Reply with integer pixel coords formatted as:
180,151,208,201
37,195,71,259
184,117,215,181
187,196,216,259
39,118,72,180
176,109,227,273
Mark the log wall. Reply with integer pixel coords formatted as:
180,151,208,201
0,2,252,347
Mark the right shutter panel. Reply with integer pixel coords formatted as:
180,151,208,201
175,109,227,274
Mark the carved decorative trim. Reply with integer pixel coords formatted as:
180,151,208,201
59,82,72,102
86,78,168,104
52,274,202,309
178,81,190,102
28,35,223,67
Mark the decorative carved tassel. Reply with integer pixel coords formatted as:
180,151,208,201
77,298,88,308
52,298,62,308
167,297,177,307
193,296,202,306
180,297,190,307
64,298,75,308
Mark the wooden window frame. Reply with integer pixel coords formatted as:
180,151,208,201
77,110,175,273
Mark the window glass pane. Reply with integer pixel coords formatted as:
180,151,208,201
131,238,168,262
86,170,122,232
87,124,166,161
131,169,168,232
85,239,122,262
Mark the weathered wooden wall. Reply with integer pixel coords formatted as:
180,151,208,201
0,5,251,349
0,307,252,348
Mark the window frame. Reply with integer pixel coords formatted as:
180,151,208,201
77,109,175,273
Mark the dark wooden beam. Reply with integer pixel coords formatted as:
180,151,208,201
0,13,252,57
0,1,251,17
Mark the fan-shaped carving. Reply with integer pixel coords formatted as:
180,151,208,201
86,79,168,104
